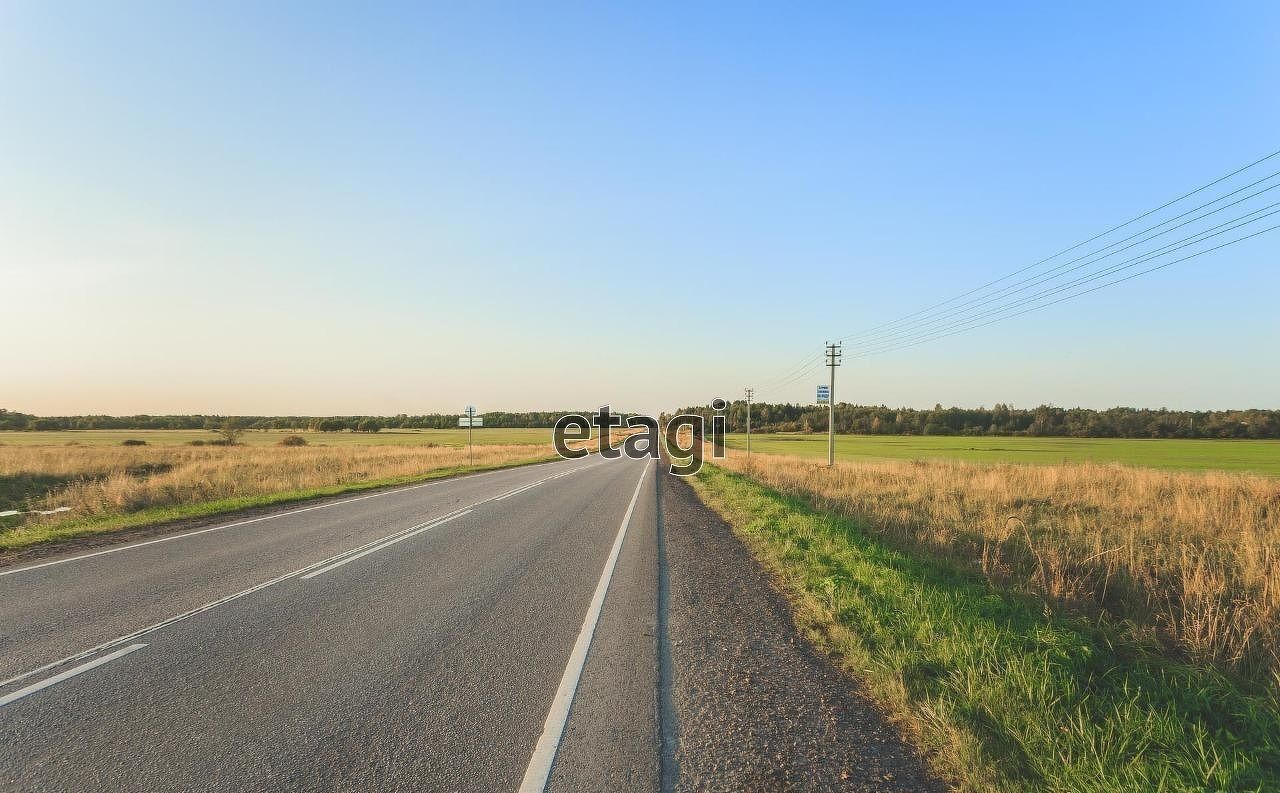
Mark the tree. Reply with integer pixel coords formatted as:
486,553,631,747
212,417,246,445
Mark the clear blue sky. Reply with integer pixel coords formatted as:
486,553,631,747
2,2,1277,416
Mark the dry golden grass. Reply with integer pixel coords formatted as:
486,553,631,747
0,443,551,541
714,446,1280,685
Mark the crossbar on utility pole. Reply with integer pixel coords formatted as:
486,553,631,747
825,342,841,466
744,387,753,459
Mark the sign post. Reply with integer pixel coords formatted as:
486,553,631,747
459,405,481,466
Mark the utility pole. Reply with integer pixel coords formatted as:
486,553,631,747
825,342,841,466
744,387,753,459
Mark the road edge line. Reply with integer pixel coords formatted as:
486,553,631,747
655,463,680,791
517,460,651,793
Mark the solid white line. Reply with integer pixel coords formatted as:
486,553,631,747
0,644,147,708
0,458,590,578
517,461,650,793
299,510,472,580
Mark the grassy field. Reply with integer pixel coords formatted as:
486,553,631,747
690,464,1280,792
0,441,558,551
0,428,555,447
723,432,1280,475
711,447,1280,684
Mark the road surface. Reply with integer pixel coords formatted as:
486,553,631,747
0,455,943,792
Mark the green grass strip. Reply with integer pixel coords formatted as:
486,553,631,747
0,455,556,552
690,463,1280,793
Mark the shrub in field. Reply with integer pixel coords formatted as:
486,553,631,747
186,440,206,446
120,439,147,446
209,417,246,446
277,435,308,447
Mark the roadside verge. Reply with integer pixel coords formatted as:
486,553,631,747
662,468,948,792
686,463,1280,792
0,455,557,564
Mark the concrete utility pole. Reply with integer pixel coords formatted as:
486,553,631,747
744,387,753,459
825,342,841,466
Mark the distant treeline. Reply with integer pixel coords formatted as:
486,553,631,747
0,410,586,433
673,402,1280,439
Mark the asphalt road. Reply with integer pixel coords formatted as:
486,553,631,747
0,456,661,792
0,455,943,792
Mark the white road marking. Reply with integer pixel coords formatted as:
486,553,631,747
0,460,602,695
0,458,596,578
299,510,472,580
0,506,477,691
518,460,650,793
0,644,147,708
496,482,541,501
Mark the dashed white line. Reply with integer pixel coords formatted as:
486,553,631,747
0,460,602,700
299,510,472,580
517,460,650,793
0,644,148,708
0,458,590,579
496,483,541,501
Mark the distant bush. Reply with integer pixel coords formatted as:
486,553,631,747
210,417,246,446
278,435,308,447
206,439,233,447
186,440,206,446
121,439,147,446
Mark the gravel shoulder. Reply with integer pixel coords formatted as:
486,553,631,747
661,470,950,792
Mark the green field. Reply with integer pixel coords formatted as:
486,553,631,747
0,428,556,448
690,465,1280,791
724,432,1280,475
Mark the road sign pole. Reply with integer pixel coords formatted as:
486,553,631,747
463,405,476,467
744,387,753,460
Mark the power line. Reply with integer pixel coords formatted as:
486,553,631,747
845,222,1280,360
762,358,825,394
761,351,823,388
841,200,1280,352
834,148,1280,343
755,148,1280,398
839,172,1280,350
